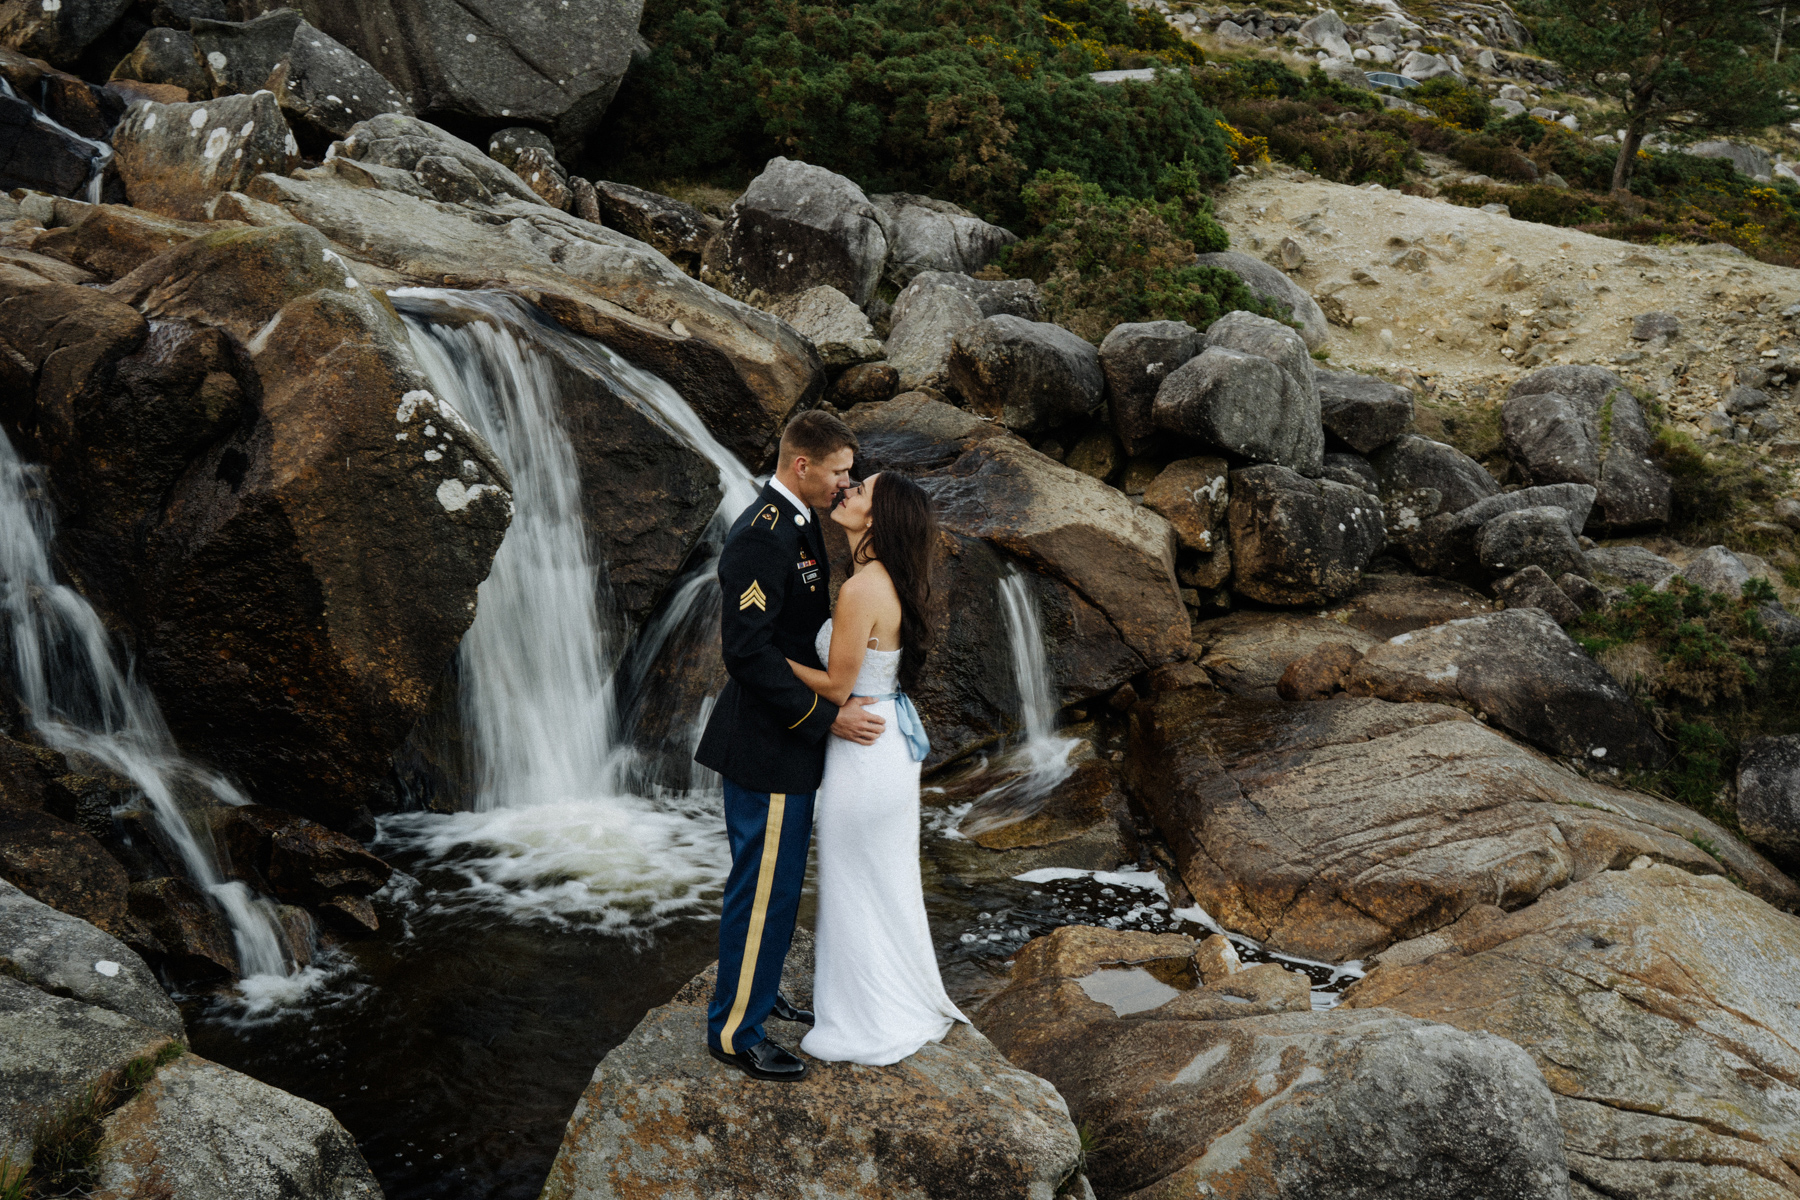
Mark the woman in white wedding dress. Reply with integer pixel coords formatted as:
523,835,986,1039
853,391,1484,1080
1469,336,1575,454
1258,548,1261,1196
784,471,968,1066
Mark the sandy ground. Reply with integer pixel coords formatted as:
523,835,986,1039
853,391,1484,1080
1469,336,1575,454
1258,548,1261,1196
1213,170,1800,446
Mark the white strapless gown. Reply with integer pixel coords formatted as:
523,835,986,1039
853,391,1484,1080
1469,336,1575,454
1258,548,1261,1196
800,619,968,1065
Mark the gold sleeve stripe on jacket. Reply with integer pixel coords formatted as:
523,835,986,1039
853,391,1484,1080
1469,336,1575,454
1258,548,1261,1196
717,792,787,1053
787,694,818,730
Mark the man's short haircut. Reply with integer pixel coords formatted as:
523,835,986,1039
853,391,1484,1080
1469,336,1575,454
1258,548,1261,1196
780,409,858,464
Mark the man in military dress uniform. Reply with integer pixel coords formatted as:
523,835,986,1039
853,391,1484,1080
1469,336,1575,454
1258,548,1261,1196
695,410,883,1082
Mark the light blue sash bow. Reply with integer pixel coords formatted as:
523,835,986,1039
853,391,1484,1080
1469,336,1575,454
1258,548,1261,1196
861,691,931,763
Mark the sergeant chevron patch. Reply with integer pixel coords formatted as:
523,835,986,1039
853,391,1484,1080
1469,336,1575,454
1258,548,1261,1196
739,580,768,611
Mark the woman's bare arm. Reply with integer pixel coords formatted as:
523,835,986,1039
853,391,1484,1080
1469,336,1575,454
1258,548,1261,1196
785,575,880,705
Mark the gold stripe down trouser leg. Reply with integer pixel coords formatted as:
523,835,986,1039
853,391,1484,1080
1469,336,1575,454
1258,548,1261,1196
718,792,787,1053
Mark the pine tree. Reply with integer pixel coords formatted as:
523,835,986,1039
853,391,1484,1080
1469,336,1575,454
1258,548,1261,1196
1518,0,1796,192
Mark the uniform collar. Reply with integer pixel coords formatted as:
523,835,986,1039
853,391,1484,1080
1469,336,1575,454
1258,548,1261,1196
768,476,811,525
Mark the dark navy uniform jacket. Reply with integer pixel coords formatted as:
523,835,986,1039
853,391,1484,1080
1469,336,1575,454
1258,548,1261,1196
694,482,838,794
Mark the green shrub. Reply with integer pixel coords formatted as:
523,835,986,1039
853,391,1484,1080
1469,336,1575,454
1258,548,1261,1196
1653,426,1779,544
1218,101,1416,185
997,168,1269,341
592,0,1233,222
1411,76,1493,131
1450,133,1540,182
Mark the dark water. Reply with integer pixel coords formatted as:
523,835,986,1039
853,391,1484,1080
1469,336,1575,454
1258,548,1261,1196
188,816,1358,1200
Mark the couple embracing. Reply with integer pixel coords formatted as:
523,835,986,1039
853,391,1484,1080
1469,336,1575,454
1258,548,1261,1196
694,410,967,1082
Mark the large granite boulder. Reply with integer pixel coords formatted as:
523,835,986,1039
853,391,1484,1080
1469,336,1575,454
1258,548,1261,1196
591,180,720,275
885,270,1040,392
1473,505,1586,580
1,223,513,830
109,27,210,97
232,0,644,158
95,1052,383,1200
1315,367,1413,453
1404,482,1597,577
243,114,823,463
1227,464,1384,605
976,926,1569,1200
1099,320,1202,457
541,934,1082,1200
110,91,301,220
1154,312,1323,473
1345,863,1800,1198
1345,608,1665,765
767,285,882,368
1368,433,1498,517
1143,456,1229,554
258,15,414,144
1127,689,1794,961
847,396,1186,764
1503,364,1671,531
948,314,1104,435
714,156,889,308
1192,250,1329,350
871,192,1017,287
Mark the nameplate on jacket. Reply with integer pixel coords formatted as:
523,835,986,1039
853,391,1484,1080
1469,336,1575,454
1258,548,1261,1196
796,556,820,585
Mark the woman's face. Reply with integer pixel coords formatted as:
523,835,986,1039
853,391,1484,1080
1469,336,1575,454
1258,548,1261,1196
830,472,877,531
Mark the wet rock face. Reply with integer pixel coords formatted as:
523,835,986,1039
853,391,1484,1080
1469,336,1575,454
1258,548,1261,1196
1504,364,1671,531
1345,608,1665,766
247,114,822,465
4,223,514,830
541,937,1082,1200
846,395,1184,764
1227,464,1384,605
238,0,644,158
211,805,391,925
111,91,301,220
948,313,1105,436
976,925,1569,1200
1099,320,1202,457
1127,689,1791,962
718,156,890,307
96,1052,384,1200
1345,864,1800,1200
0,82,105,198
1314,367,1414,454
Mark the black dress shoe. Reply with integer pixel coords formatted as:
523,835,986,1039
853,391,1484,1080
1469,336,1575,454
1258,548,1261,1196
709,1037,809,1082
772,993,815,1026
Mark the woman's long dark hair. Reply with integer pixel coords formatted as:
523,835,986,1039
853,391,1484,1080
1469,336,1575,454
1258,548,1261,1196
854,472,937,692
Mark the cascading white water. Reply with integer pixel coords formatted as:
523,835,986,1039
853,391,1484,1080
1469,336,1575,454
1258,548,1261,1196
0,430,288,977
382,289,755,929
0,77,115,204
958,566,1078,829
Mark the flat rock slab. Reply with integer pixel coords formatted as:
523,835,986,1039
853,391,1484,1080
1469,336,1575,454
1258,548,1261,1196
977,927,1568,1200
1317,573,1493,639
1127,690,1795,961
542,946,1081,1200
1345,864,1800,1199
94,1053,381,1200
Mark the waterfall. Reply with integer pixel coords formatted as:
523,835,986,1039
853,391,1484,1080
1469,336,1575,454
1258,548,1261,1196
0,77,115,205
382,289,753,929
0,430,289,977
958,566,1078,832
